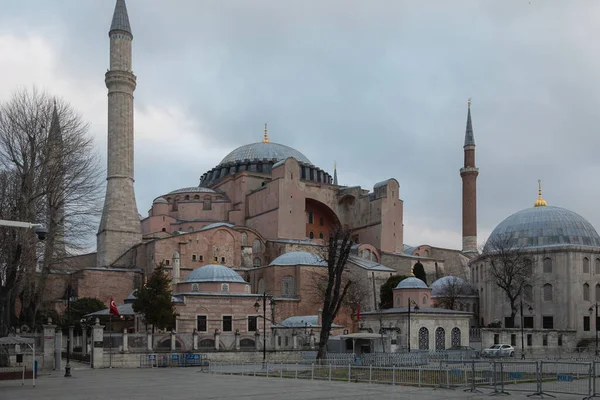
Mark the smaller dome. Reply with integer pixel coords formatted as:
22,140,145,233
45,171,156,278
269,251,327,266
184,264,246,283
395,276,428,289
430,276,468,297
168,187,216,195
153,197,168,204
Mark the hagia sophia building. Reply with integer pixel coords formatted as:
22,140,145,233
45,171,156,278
44,1,600,350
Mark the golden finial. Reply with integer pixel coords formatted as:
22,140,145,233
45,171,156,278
468,98,471,110
262,123,270,143
410,265,415,276
534,179,547,207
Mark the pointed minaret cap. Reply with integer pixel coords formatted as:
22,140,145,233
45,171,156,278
110,0,132,35
464,98,475,147
333,161,338,185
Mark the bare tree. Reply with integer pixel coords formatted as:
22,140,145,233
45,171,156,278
479,234,533,328
434,276,470,310
312,228,355,360
0,88,102,334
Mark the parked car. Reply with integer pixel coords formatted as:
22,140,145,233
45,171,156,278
446,345,479,359
482,344,515,358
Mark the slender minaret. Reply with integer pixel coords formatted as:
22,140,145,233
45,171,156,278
460,99,479,253
47,101,66,258
97,0,141,267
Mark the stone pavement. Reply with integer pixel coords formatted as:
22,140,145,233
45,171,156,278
0,367,585,400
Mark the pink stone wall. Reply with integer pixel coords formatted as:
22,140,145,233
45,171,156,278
176,281,250,294
393,287,433,308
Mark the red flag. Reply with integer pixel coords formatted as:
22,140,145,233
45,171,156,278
356,305,360,321
109,297,120,317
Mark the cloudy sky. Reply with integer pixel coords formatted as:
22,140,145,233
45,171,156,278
1,0,599,250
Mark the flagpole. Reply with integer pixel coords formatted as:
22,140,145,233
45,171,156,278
109,314,112,369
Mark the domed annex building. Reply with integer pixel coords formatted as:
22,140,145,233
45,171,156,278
474,187,600,352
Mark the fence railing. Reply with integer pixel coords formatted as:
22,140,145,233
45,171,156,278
204,359,600,398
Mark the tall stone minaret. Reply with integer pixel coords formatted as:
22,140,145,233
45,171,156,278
47,101,66,259
97,0,141,267
460,99,479,253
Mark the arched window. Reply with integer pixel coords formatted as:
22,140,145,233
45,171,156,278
309,231,314,239
422,295,427,305
418,327,429,350
596,259,600,275
199,339,215,349
185,195,190,200
282,276,296,297
319,232,324,239
188,226,194,232
451,327,461,347
194,195,200,200
543,284,553,301
424,250,430,258
252,240,261,253
253,257,261,267
584,257,590,274
523,259,533,276
584,283,590,301
191,283,199,292
396,295,401,306
543,258,552,274
319,217,324,226
257,278,265,294
241,232,248,246
240,338,255,349
221,283,229,293
596,284,600,302
203,195,212,211
524,285,533,302
435,327,446,351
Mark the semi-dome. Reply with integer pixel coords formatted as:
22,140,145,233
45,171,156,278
487,206,600,250
395,276,428,289
153,197,168,204
184,264,246,283
219,142,312,166
430,276,470,297
269,251,327,266
168,187,216,195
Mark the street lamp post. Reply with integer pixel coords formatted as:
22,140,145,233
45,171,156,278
254,293,274,366
519,299,533,360
64,284,72,377
407,298,419,352
589,303,599,357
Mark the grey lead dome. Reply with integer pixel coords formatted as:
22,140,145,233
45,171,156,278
487,206,600,250
184,264,246,283
219,142,312,166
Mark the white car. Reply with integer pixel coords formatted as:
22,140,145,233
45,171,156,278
482,344,515,358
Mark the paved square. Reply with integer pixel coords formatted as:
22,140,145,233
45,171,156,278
0,365,585,400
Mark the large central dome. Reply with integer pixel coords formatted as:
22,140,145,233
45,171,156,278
487,206,600,249
219,142,312,166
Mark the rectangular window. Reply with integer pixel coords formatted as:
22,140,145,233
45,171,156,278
197,316,207,332
199,255,204,261
277,336,281,346
214,256,218,262
222,316,232,332
248,316,258,332
221,257,225,263
597,316,600,331
504,317,514,328
558,334,563,346
543,334,548,346
192,255,197,261
494,334,499,345
542,316,554,329
584,316,591,331
527,334,532,346
510,334,516,346
524,317,534,329
308,211,313,224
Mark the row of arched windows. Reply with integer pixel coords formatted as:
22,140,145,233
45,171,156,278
418,327,461,350
522,284,554,302
582,283,600,302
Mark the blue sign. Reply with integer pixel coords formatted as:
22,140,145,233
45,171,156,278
148,355,156,360
509,372,523,379
557,375,574,382
171,354,179,361
451,370,461,376
185,353,200,360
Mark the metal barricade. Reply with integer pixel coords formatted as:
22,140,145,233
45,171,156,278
139,354,158,368
539,361,592,398
496,360,538,395
438,360,472,389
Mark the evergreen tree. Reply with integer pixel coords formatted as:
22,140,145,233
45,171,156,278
62,297,105,334
379,275,408,309
132,264,177,332
413,262,427,285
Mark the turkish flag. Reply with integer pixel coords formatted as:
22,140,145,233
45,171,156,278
109,297,120,317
